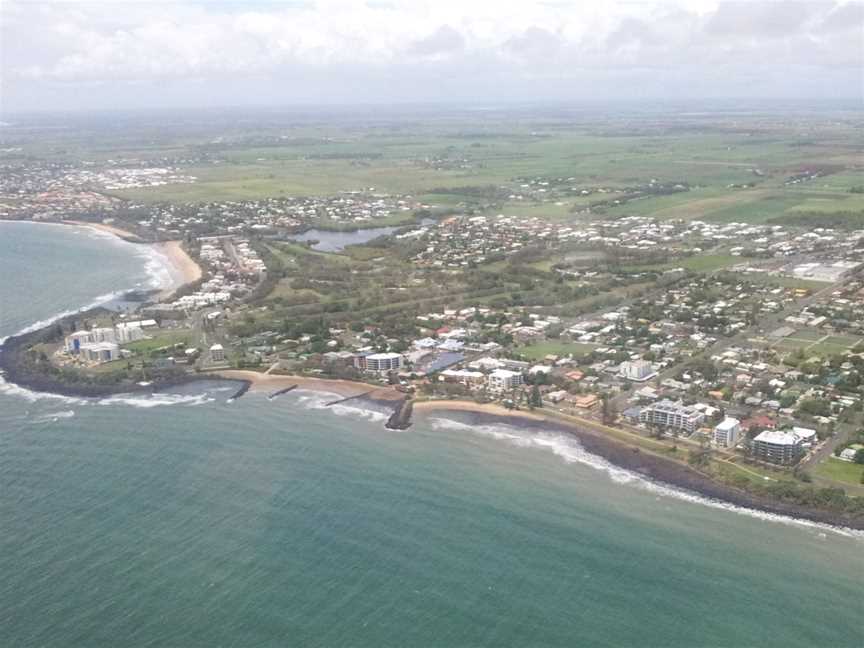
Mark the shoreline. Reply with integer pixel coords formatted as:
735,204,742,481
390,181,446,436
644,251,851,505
212,369,403,401
413,404,864,532
0,218,204,301
62,220,203,298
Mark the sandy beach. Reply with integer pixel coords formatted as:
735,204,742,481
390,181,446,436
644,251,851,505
154,240,203,299
414,399,548,421
62,220,202,300
63,219,145,242
212,369,402,400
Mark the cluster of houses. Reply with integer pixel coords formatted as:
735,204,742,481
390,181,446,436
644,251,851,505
129,192,421,239
162,237,265,311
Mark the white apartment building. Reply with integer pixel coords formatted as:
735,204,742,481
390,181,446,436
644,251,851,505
487,369,524,393
713,417,741,448
619,359,657,382
752,430,804,465
639,400,705,434
79,341,119,364
361,352,403,373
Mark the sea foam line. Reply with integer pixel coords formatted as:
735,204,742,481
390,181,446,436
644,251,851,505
428,416,864,540
293,390,391,423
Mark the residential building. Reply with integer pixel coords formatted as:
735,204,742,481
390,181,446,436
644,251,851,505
639,400,705,434
488,369,524,392
210,344,225,362
619,359,657,382
752,430,804,465
79,341,119,363
360,352,403,373
713,417,741,448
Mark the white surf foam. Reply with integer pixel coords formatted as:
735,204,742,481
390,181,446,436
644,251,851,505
97,392,215,408
294,390,391,423
32,409,76,423
10,288,132,338
0,375,88,406
428,417,864,540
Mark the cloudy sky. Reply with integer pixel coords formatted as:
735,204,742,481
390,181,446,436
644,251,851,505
1,0,862,112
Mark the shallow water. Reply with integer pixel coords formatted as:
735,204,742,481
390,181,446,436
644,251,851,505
1,221,862,647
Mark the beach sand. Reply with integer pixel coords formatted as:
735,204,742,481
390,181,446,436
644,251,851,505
154,240,203,299
213,369,402,400
63,219,145,242
413,399,547,421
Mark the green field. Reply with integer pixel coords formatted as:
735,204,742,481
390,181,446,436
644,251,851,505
124,330,193,354
519,340,597,360
814,456,864,485
626,253,740,273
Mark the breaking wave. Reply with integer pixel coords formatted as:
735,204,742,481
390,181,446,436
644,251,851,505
427,417,864,540
97,393,215,408
294,390,391,423
32,409,76,423
0,375,88,406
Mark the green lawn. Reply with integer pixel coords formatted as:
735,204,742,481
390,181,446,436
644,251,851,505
519,340,597,360
124,331,193,353
814,456,864,485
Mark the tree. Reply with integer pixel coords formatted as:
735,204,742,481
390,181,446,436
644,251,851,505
529,384,542,409
854,448,864,465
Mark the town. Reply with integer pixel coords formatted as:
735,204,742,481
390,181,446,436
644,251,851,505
3,108,864,514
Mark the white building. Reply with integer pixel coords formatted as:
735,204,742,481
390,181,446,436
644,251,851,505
210,344,225,362
752,430,804,465
639,400,705,434
619,359,657,382
713,417,741,448
488,369,524,392
361,352,403,373
79,341,119,364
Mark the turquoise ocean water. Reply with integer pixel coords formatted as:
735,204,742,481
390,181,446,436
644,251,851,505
0,222,862,647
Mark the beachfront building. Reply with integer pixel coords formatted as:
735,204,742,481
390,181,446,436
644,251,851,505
639,400,705,434
79,341,119,364
713,417,741,448
619,359,657,382
355,352,403,373
65,330,93,354
487,369,524,393
210,344,225,362
439,369,485,386
752,430,804,465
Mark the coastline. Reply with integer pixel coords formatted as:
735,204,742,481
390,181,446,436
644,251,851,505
414,404,864,532
1,218,204,300
212,369,402,401
153,240,203,299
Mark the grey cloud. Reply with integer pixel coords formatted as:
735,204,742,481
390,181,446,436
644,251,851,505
503,26,562,59
407,25,465,57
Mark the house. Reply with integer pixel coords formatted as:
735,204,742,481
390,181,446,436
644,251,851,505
573,394,600,410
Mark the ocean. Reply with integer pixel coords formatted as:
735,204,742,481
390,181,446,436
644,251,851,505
0,221,862,647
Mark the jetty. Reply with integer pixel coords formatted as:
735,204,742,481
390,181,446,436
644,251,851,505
385,398,413,430
226,381,251,402
324,390,374,406
267,384,298,400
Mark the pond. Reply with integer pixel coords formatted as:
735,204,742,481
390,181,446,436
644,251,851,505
289,226,399,252
288,218,436,252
